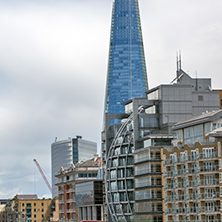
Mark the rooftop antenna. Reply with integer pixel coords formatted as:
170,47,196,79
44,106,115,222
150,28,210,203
179,50,182,70
176,50,182,78
195,71,198,91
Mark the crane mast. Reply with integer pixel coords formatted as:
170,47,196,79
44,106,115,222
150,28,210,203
33,159,52,193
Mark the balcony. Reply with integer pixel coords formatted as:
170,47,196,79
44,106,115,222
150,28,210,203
165,192,220,203
164,153,218,165
164,179,219,190
165,206,220,215
58,190,64,194
66,199,74,203
67,209,76,213
166,220,221,222
164,166,219,178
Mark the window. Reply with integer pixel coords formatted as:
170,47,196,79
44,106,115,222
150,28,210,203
34,209,36,212
34,203,36,207
22,203,24,207
198,95,203,101
42,209,44,212
41,203,44,206
42,214,44,218
34,215,36,218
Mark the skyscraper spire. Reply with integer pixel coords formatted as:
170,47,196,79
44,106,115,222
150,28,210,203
104,0,148,115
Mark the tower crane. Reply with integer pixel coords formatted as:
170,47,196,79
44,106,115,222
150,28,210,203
33,159,52,193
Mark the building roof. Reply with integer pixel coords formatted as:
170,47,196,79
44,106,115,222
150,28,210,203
172,109,222,130
206,127,222,138
56,159,100,177
16,194,38,200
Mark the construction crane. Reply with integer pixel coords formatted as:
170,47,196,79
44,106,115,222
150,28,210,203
33,159,52,193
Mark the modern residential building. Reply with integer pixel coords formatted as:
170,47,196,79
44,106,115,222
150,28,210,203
51,136,97,198
55,157,101,222
75,180,103,221
163,109,222,222
104,0,148,117
104,56,220,221
3,194,57,222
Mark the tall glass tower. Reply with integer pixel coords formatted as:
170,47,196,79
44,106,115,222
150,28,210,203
104,0,148,115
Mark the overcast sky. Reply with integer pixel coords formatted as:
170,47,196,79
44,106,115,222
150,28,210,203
0,0,221,198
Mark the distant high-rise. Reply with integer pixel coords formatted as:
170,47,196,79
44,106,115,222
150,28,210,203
51,136,97,198
104,0,148,116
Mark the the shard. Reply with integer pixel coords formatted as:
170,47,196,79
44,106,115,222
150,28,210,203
104,0,148,116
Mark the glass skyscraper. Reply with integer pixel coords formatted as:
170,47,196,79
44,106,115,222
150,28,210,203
104,0,148,115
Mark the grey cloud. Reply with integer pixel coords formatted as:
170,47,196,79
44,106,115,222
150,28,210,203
0,0,222,198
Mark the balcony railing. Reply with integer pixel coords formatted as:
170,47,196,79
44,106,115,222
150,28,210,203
164,166,219,178
66,209,76,213
165,206,220,214
164,179,219,190
164,153,218,165
166,220,221,222
165,192,220,202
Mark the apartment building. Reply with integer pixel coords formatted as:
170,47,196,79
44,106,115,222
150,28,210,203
163,109,222,222
55,157,101,222
3,194,57,222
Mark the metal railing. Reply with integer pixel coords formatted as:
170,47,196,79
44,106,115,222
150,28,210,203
165,206,220,214
165,192,220,202
164,153,218,165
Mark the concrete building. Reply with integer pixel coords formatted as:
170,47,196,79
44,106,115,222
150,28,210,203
104,55,220,221
55,157,101,222
51,136,97,198
163,109,222,222
75,180,103,221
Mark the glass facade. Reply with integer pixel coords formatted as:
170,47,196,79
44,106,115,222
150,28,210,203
106,114,135,221
104,0,148,115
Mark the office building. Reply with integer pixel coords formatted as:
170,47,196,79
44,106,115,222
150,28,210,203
55,157,101,222
102,0,149,217
163,109,222,222
104,57,220,221
104,0,148,117
51,136,97,198
75,180,103,221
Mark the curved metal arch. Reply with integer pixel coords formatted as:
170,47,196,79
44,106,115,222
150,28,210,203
106,113,134,222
